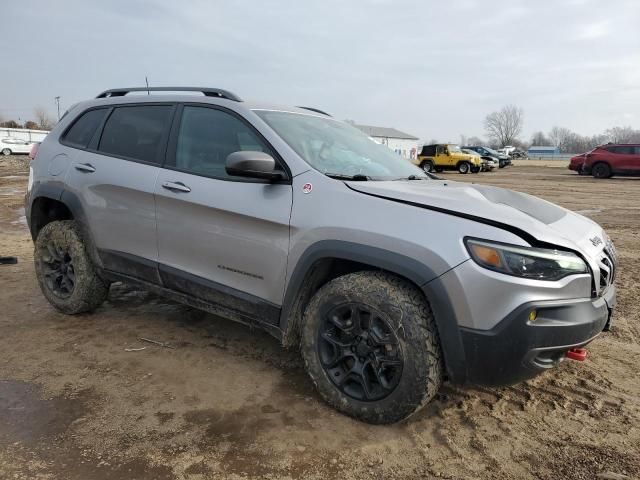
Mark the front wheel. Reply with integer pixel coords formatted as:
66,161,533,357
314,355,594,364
592,162,611,179
421,160,434,173
34,220,109,314
458,162,470,174
1,148,11,156
300,271,443,424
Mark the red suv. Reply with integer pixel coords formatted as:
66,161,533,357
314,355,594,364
570,144,640,178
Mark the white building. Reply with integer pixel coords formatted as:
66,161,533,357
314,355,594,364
354,124,419,160
0,127,49,143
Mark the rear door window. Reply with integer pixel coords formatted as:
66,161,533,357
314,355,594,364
611,146,634,155
63,108,109,148
98,105,174,164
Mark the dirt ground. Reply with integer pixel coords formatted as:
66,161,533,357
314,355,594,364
1,156,639,480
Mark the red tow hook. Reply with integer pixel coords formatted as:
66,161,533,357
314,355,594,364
566,348,588,361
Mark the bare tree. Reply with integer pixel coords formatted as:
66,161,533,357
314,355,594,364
548,126,572,150
0,120,20,128
484,105,524,147
34,107,54,130
604,126,640,144
466,136,485,146
531,131,550,146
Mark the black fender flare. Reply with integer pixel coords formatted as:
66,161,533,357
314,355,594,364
29,183,103,270
279,240,468,383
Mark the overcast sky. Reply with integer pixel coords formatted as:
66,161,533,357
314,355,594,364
1,0,638,142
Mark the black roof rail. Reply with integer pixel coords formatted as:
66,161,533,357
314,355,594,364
96,87,242,102
296,106,332,117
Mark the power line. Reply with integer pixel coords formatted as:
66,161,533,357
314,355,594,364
54,96,61,120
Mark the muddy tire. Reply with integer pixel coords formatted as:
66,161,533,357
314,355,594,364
300,271,442,424
34,220,108,314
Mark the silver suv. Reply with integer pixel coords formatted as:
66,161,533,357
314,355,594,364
25,87,616,424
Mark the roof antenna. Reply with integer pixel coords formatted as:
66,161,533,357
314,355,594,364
145,76,150,95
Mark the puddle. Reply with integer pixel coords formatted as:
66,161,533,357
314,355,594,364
575,208,604,215
0,187,23,196
10,207,27,226
0,380,176,479
0,380,90,445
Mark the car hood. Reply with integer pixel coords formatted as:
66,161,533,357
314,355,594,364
346,180,606,259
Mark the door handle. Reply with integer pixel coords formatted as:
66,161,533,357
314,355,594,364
162,181,191,193
74,163,96,173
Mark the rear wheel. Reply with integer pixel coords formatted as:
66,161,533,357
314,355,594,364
1,148,11,156
592,162,611,179
458,162,470,174
300,271,442,424
471,166,481,174
421,160,434,173
34,220,109,314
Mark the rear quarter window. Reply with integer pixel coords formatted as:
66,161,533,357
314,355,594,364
62,108,109,148
615,146,635,155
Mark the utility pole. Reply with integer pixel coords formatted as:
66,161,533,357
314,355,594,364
54,96,61,120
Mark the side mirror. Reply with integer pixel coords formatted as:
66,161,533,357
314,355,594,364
225,151,283,181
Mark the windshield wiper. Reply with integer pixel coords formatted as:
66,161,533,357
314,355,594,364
391,174,430,181
325,173,369,181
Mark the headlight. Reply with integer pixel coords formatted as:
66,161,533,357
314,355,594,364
465,238,588,281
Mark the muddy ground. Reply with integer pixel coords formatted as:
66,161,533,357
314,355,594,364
0,156,638,480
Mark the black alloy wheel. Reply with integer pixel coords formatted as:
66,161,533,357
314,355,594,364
41,242,76,298
317,302,403,402
592,162,611,179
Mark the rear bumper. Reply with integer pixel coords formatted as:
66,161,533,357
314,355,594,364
458,285,615,386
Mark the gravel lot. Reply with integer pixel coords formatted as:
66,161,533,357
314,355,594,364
1,155,639,480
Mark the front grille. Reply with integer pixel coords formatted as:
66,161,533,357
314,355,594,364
597,246,616,293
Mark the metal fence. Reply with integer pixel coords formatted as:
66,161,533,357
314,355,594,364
524,153,576,161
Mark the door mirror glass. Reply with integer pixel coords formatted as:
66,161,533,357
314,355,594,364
226,151,282,180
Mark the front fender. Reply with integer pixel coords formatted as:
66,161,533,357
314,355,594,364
279,240,468,383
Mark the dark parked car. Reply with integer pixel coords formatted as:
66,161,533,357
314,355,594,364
462,145,511,168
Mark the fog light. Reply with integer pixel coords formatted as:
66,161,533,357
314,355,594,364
529,310,537,322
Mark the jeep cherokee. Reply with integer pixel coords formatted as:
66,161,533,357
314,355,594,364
25,87,617,424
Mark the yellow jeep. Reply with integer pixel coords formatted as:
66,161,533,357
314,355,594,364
414,144,482,174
